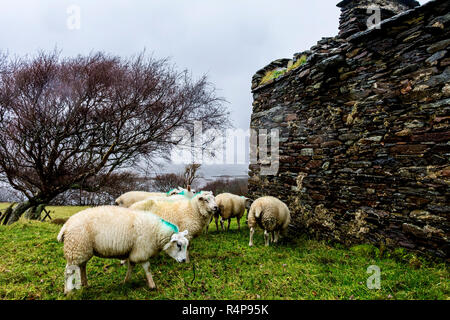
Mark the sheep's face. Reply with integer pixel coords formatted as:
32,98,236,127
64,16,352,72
163,230,189,263
196,192,218,216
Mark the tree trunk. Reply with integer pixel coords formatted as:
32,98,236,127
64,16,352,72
6,201,36,225
23,204,46,221
34,204,46,220
0,202,16,225
24,207,35,219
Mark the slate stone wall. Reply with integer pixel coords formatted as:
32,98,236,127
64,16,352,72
248,0,449,258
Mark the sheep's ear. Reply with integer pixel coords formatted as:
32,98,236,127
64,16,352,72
181,230,189,237
187,185,191,192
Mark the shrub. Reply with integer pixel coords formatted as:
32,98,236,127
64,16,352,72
202,178,248,196
151,173,186,192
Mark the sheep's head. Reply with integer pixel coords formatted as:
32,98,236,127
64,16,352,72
168,186,196,198
195,192,218,217
167,187,183,196
163,230,189,263
243,197,253,210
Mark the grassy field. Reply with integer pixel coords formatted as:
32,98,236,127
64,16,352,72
0,203,448,300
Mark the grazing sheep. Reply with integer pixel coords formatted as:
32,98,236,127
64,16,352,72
115,187,198,266
57,206,189,294
209,193,252,233
247,196,291,247
115,191,167,208
167,185,195,198
130,192,218,241
116,187,196,208
148,187,198,203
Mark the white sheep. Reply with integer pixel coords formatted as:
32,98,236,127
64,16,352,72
116,187,199,266
209,193,252,233
247,196,291,247
57,206,189,294
167,185,196,198
115,191,167,208
115,186,196,208
130,192,218,242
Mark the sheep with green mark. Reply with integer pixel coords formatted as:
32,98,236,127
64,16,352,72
130,191,218,246
115,186,196,208
57,206,189,294
115,191,167,208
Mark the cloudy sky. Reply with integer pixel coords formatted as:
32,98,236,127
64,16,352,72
1,0,430,131
1,0,431,178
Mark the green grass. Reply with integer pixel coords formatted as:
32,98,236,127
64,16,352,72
260,68,287,86
0,204,448,300
259,55,308,86
287,55,307,72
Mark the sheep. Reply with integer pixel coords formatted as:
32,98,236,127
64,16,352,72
149,187,198,202
167,185,196,198
57,206,189,294
209,193,252,233
116,187,199,266
129,192,217,264
115,186,196,208
247,196,291,247
115,191,167,208
130,191,218,241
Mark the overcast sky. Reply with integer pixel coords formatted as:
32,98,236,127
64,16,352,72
1,0,430,131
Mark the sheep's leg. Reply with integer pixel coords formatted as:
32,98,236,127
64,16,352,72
220,218,225,231
185,242,191,263
249,227,255,247
236,217,241,231
141,261,156,290
124,260,135,283
271,231,275,242
274,231,280,243
214,215,219,231
264,230,270,247
227,219,231,232
64,264,81,295
80,262,88,287
206,215,213,234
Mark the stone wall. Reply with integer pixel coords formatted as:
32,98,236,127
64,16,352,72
248,0,449,259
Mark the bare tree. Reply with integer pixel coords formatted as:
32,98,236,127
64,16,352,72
0,51,229,224
183,163,201,188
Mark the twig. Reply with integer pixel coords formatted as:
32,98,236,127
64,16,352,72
191,263,196,285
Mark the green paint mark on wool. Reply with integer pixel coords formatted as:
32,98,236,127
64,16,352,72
160,218,179,233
